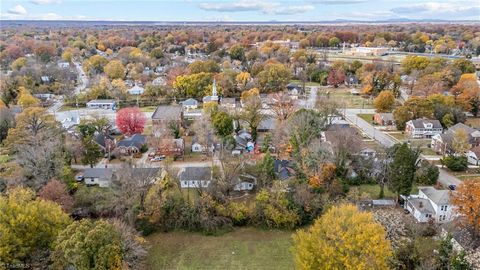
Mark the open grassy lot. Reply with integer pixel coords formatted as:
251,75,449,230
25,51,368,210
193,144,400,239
349,184,419,200
358,113,374,123
145,227,295,270
317,87,374,109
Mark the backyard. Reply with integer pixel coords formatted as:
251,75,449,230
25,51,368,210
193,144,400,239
145,227,294,270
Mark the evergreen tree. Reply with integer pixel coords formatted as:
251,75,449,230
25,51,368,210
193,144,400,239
387,143,420,200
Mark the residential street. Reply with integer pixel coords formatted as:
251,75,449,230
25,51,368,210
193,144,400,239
343,108,462,187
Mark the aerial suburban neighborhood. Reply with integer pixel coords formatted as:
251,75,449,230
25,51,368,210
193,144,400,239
0,1,480,269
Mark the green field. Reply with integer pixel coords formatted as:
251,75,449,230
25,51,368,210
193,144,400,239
146,227,295,270
358,113,374,123
349,184,419,199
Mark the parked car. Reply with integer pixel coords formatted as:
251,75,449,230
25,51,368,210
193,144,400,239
150,155,166,162
75,175,84,182
448,185,456,191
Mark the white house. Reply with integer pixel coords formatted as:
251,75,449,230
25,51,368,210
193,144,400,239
180,98,198,110
86,99,117,110
405,119,443,139
403,186,454,223
233,174,257,191
178,167,211,188
468,146,480,165
83,168,113,188
128,84,145,95
202,78,219,103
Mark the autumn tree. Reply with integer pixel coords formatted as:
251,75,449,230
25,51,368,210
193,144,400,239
38,179,74,212
17,87,40,108
211,111,233,138
115,107,146,136
104,60,126,80
173,72,213,99
292,204,392,270
229,44,245,61
454,74,480,116
240,89,268,141
327,67,346,87
451,129,470,156
270,91,296,123
257,62,291,93
374,90,395,112
0,187,71,264
0,107,15,143
11,57,27,71
451,180,480,238
81,135,102,168
51,219,125,269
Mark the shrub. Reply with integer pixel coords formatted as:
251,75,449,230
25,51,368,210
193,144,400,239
441,155,468,172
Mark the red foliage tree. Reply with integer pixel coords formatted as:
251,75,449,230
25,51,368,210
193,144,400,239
38,179,74,212
115,107,146,136
327,68,346,88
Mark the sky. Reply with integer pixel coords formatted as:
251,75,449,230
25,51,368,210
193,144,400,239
0,0,479,22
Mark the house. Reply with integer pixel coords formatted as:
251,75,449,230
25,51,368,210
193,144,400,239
180,98,198,110
94,132,116,154
152,76,166,86
178,167,212,188
115,134,146,155
220,97,236,109
157,138,184,158
57,62,70,69
346,75,359,85
232,130,254,155
151,105,183,137
233,174,257,191
128,84,145,95
432,123,480,155
202,78,219,103
405,119,443,139
347,47,388,56
403,186,454,223
86,99,117,110
467,146,480,165
257,117,276,133
373,113,394,126
84,168,113,187
274,159,294,180
359,147,377,159
41,76,50,83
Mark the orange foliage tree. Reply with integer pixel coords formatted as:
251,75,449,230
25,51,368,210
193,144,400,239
451,180,480,237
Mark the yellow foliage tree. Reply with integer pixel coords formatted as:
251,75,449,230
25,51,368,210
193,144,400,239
17,87,40,108
451,180,480,236
236,71,251,86
374,90,395,113
292,204,392,270
11,57,27,71
241,87,260,102
104,60,126,80
0,187,71,264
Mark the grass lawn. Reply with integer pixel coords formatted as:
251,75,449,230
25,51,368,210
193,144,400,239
350,184,419,199
386,132,407,141
58,105,81,111
140,106,157,113
146,227,295,270
317,87,374,109
465,117,480,129
290,79,322,87
358,113,374,123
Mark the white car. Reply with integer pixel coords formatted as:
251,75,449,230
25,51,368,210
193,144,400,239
150,155,166,162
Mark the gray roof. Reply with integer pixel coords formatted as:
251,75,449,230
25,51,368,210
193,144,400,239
258,117,276,131
220,97,236,106
117,134,146,149
84,168,113,179
420,186,450,205
409,118,442,129
448,123,476,134
94,133,114,149
151,105,182,120
179,167,211,181
376,113,394,122
274,159,293,180
409,198,435,214
181,98,198,106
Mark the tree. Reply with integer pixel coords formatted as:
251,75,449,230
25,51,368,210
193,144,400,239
387,143,420,200
0,108,15,143
229,44,245,61
401,55,430,74
415,160,439,185
150,47,164,59
451,128,470,156
258,152,275,187
81,135,102,168
253,189,299,229
173,72,213,99
115,107,146,136
104,60,125,80
270,91,296,123
51,219,124,270
17,87,40,108
240,91,268,141
374,90,395,112
236,71,251,87
211,111,233,138
292,204,392,270
451,180,480,238
257,63,291,93
0,187,71,264
11,57,27,71
328,37,340,47
38,179,74,212
453,58,476,74
327,67,345,87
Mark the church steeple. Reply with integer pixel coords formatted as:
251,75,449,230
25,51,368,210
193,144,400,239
211,78,218,101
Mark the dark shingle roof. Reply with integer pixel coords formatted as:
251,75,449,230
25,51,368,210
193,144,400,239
179,167,211,181
117,134,146,149
409,119,442,129
84,168,113,179
151,105,182,120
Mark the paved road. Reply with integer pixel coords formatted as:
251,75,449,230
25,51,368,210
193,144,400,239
343,108,462,187
48,62,88,115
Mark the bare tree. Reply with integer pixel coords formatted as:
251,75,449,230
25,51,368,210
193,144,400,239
111,163,161,226
240,94,268,141
270,91,296,123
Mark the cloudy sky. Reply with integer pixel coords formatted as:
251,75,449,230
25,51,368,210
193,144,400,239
1,0,479,21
